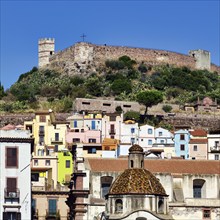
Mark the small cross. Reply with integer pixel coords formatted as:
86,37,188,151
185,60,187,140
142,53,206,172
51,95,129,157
80,33,86,42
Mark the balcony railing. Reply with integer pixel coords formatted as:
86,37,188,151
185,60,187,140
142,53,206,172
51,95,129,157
4,188,20,200
109,129,116,134
51,138,63,143
46,209,60,220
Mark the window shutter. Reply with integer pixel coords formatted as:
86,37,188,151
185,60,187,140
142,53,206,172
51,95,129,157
3,212,8,220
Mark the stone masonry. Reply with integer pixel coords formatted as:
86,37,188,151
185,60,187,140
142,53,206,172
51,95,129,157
39,41,220,76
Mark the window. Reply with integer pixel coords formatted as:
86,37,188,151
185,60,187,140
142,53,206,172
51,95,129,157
131,138,135,145
91,121,96,130
48,199,57,215
180,144,185,151
215,155,219,160
82,102,90,105
31,173,39,182
55,133,59,141
148,139,152,145
89,138,96,143
73,120,77,128
54,145,58,152
103,103,111,106
160,140,165,143
180,134,185,140
6,147,18,168
72,138,80,143
215,141,219,147
131,128,135,133
148,128,152,134
158,197,164,213
203,209,210,219
123,105,131,108
105,146,110,150
39,125,44,132
88,148,96,154
45,160,50,166
39,136,44,145
115,199,123,213
130,160,134,168
193,179,205,198
159,131,163,136
110,135,114,139
193,145,198,151
32,199,36,216
34,160,38,166
6,178,17,196
39,115,46,122
66,160,70,168
109,116,116,121
3,212,21,220
101,176,113,198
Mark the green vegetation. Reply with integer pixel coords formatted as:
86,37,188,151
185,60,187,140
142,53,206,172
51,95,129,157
1,56,219,113
162,105,172,113
136,90,163,116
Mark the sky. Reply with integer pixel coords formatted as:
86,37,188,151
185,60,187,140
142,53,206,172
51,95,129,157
1,0,219,90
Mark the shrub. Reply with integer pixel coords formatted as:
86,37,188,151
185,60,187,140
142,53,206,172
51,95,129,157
162,105,172,113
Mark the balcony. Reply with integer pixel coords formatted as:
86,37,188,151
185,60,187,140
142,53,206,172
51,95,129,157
39,130,45,136
46,210,60,220
51,138,63,144
4,188,20,202
210,144,220,152
109,129,116,135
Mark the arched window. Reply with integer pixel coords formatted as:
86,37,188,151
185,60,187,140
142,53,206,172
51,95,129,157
115,199,123,213
158,197,164,213
100,176,113,198
193,179,206,198
141,160,144,168
131,160,134,168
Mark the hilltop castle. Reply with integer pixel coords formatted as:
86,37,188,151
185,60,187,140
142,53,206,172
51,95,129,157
38,38,219,75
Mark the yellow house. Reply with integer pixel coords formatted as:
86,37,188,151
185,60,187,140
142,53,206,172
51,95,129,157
24,110,68,154
57,150,73,184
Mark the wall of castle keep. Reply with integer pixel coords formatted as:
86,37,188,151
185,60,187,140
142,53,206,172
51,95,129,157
47,42,220,74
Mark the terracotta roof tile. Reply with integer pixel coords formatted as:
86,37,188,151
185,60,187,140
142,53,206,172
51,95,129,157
189,139,208,144
87,158,220,175
190,129,207,137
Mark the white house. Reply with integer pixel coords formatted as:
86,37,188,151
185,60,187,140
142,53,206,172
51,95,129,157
207,133,220,160
0,129,34,220
138,124,155,150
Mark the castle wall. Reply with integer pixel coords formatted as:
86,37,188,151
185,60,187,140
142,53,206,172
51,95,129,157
47,42,220,74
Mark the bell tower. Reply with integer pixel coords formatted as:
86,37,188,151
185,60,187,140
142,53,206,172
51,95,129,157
128,144,145,169
38,38,55,68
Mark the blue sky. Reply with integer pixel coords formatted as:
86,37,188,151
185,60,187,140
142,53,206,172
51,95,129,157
1,0,219,89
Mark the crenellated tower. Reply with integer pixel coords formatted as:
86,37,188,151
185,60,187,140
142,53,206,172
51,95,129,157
38,38,55,68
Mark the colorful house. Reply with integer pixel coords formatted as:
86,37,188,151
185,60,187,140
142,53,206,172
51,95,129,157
174,129,190,159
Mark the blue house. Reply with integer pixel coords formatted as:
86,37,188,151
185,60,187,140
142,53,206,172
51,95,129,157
174,129,190,159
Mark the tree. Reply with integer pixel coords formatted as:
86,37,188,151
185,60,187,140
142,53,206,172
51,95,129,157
124,111,140,122
111,79,132,95
136,90,163,116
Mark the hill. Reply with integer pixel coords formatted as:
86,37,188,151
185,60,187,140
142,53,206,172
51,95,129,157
0,53,220,114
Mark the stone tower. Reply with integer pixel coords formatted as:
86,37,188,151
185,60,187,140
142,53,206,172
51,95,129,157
189,49,211,70
38,38,55,68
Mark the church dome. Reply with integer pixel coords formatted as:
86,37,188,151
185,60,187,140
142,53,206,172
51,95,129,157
129,144,144,153
108,168,167,196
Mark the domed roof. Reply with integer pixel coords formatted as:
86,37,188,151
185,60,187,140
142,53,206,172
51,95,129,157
108,168,167,196
129,144,143,153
